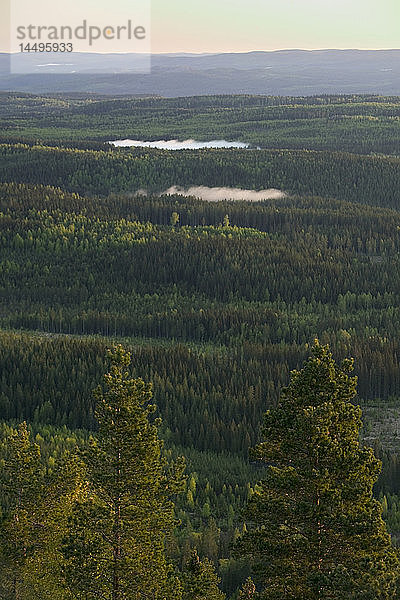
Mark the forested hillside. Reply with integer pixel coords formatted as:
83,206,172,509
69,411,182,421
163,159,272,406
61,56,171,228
2,93,400,154
2,143,400,208
2,93,400,597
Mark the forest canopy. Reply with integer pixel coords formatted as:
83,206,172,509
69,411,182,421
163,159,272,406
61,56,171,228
2,93,400,598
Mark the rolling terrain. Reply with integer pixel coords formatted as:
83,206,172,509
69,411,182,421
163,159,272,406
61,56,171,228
2,50,400,96
2,92,400,595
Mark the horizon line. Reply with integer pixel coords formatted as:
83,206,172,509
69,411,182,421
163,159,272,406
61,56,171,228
2,47,400,56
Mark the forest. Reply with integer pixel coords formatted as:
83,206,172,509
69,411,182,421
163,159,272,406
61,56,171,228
2,93,400,154
2,92,400,598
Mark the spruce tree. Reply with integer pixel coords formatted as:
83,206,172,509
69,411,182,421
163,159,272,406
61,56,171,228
235,342,399,599
62,345,185,600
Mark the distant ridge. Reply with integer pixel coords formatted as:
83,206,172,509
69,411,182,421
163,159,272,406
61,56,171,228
1,49,400,96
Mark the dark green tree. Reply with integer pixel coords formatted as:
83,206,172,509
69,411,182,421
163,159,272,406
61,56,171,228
235,342,399,599
62,345,185,600
181,549,225,600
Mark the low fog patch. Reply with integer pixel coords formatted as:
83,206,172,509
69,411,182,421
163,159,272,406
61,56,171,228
109,139,249,150
162,185,286,202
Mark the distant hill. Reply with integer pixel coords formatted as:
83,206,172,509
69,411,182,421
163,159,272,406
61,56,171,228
1,49,400,96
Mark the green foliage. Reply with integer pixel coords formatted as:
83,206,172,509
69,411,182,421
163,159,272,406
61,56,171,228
3,92,400,598
3,179,400,457
0,422,83,600
62,345,185,600
4,93,400,156
181,549,225,600
0,422,42,599
2,143,400,209
20,455,84,600
171,212,180,226
238,578,257,600
235,343,400,599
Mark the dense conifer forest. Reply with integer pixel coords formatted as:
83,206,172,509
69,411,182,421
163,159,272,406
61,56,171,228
2,93,400,597
2,93,400,154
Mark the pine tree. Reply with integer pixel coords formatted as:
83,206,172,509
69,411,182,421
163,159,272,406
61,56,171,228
235,341,399,599
62,345,185,600
0,423,85,600
181,549,225,600
23,454,85,600
0,422,42,600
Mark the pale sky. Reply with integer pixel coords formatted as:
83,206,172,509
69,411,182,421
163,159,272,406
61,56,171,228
2,0,400,53
152,0,400,53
